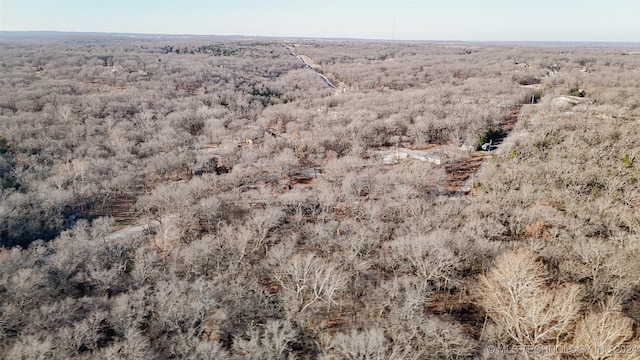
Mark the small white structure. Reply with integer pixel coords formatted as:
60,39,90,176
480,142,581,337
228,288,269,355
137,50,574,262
481,140,496,151
379,148,444,165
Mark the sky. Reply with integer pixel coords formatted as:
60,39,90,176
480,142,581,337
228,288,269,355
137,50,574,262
1,0,639,42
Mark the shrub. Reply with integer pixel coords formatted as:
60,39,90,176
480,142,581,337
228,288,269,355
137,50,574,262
515,75,540,86
569,87,586,97
477,127,503,149
0,135,11,154
521,91,542,104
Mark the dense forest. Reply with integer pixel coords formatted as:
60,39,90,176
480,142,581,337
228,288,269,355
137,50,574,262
1,34,640,359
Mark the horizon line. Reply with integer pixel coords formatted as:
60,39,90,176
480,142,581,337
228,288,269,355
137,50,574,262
2,30,640,47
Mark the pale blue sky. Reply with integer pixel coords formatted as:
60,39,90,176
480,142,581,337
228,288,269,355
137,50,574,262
1,0,639,42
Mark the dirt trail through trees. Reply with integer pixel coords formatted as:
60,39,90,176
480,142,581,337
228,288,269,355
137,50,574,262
446,106,522,195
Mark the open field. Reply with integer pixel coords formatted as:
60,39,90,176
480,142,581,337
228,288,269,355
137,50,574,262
1,34,640,358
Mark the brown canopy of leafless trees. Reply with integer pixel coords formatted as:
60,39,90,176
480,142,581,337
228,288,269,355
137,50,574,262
1,34,640,359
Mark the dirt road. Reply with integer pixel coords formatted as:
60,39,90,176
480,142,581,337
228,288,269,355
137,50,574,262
285,45,337,89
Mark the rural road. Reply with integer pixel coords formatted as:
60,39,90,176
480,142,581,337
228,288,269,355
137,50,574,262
285,45,337,89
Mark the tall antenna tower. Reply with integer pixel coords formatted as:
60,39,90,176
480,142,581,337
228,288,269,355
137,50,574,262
392,18,395,40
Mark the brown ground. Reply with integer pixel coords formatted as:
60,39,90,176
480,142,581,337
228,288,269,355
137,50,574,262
426,290,485,335
444,152,488,193
78,195,137,229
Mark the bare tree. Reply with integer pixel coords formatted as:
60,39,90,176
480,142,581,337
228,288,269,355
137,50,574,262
574,298,637,360
6,335,54,360
276,254,345,313
328,328,401,360
389,234,460,291
233,320,296,360
101,328,157,360
477,248,583,355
